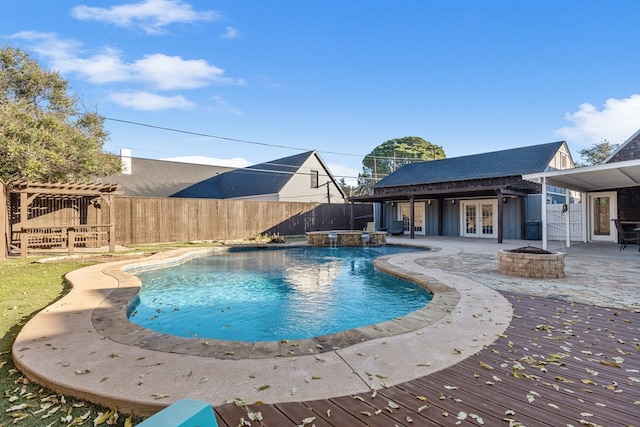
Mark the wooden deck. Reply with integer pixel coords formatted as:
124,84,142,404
211,292,639,426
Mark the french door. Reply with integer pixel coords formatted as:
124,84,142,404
398,203,424,235
461,200,497,238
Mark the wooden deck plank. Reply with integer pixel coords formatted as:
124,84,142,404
212,292,640,426
214,402,295,426
301,399,372,426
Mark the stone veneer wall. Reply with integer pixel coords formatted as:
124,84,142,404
306,231,386,246
497,250,565,279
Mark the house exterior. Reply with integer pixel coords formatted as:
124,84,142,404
101,150,346,203
523,129,640,248
173,150,346,203
352,141,575,242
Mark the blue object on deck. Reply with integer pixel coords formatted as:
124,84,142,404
137,399,218,426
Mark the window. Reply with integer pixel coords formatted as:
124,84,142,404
310,170,319,188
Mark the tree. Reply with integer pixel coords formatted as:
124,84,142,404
355,136,445,195
578,139,619,166
0,45,121,182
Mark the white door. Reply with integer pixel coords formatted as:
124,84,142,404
589,192,617,242
461,200,497,238
398,203,425,235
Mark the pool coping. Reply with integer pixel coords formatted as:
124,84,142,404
94,246,459,359
12,244,513,416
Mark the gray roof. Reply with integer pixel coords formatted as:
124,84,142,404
374,141,566,188
97,157,234,197
173,151,316,199
603,128,640,164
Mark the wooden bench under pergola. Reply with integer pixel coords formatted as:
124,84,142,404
6,180,121,257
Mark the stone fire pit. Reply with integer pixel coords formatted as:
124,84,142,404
498,246,565,279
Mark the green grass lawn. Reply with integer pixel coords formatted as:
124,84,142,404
0,237,298,426
0,257,145,427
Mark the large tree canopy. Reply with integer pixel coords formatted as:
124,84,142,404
0,45,120,182
356,136,445,195
577,139,619,166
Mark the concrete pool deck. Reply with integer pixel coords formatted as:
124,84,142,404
12,237,639,417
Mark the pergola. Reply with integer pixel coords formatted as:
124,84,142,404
6,180,122,257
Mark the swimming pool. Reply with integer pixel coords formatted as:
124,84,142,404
128,246,432,342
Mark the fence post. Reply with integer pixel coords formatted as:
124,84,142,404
20,231,28,257
68,228,75,255
108,224,115,252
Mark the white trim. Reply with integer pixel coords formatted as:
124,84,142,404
460,200,498,238
523,158,640,192
542,177,548,250
565,188,571,248
397,202,425,235
588,192,617,242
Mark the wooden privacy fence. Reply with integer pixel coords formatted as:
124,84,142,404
112,197,372,245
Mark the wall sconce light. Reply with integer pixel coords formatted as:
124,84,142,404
427,200,431,206
451,199,455,205
503,197,508,204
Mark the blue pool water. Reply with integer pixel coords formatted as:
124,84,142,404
128,246,432,342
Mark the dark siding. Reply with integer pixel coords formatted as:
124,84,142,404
424,200,439,235
616,186,640,220
502,197,522,239
441,199,460,237
607,131,640,163
525,194,542,221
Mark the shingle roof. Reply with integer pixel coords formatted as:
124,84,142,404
96,158,234,197
173,151,316,198
603,128,640,163
374,141,566,188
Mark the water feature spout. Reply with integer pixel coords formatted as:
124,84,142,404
361,232,370,247
328,232,338,248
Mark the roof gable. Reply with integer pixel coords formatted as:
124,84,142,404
604,128,640,163
374,141,566,188
173,151,317,199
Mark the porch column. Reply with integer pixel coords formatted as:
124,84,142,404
541,177,548,250
497,191,504,244
581,192,588,243
565,188,571,248
409,195,415,239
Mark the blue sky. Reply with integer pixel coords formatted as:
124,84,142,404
3,1,640,185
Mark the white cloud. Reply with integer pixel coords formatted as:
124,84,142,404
71,0,219,34
162,156,252,168
132,53,245,89
554,94,640,145
10,31,245,91
108,90,195,110
222,26,239,39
